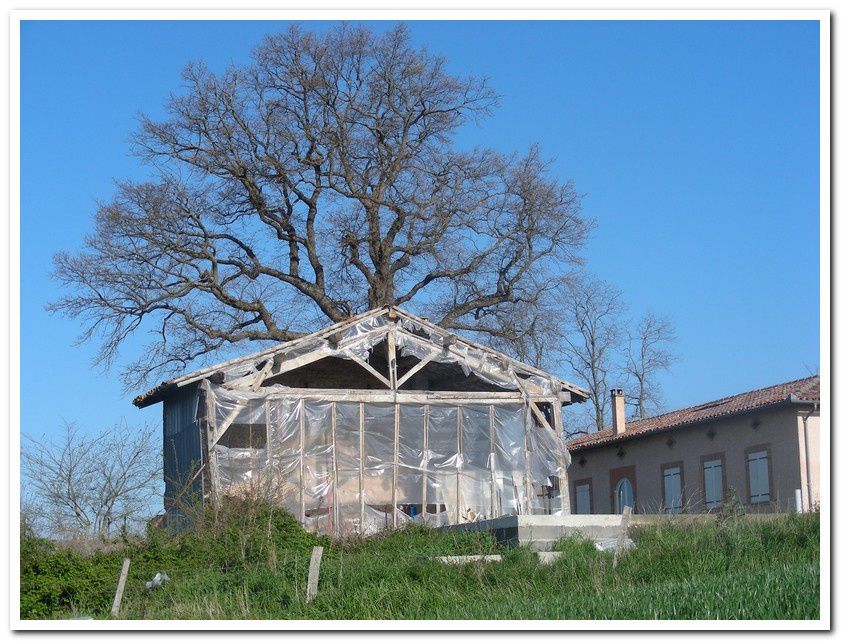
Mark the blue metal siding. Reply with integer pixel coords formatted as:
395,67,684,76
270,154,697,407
162,386,203,512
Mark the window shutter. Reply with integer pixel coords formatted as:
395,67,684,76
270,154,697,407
748,450,770,503
703,459,723,509
663,466,682,513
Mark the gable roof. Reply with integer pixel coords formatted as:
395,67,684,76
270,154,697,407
567,375,820,452
133,305,590,408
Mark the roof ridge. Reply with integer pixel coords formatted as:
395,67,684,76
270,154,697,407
625,374,819,429
568,374,820,451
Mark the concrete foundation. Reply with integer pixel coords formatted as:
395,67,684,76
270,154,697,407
441,514,627,551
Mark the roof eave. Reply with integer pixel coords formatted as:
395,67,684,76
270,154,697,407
567,397,799,453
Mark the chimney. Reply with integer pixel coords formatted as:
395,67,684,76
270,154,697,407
611,389,626,434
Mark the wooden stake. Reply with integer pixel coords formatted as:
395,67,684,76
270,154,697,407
306,546,324,603
110,558,131,618
612,505,633,570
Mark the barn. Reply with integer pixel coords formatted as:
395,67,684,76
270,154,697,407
133,306,589,536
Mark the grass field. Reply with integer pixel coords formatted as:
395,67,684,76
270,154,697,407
20,503,819,620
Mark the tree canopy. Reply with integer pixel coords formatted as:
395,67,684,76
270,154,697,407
51,24,591,389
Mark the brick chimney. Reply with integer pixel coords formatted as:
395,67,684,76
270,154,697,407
611,388,626,434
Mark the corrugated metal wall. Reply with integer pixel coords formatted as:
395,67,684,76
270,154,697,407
162,385,203,517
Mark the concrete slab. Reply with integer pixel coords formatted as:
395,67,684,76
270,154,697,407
436,554,503,564
440,514,628,550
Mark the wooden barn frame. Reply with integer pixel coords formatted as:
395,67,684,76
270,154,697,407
134,306,589,536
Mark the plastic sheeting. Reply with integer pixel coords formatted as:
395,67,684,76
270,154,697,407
190,310,577,538
202,382,571,537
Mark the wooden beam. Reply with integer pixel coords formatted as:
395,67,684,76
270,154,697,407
387,330,397,389
347,353,391,389
171,308,389,388
395,352,437,389
422,404,428,524
209,402,247,450
331,402,339,535
489,404,498,519
523,402,532,514
359,402,365,531
299,400,306,523
250,357,275,391
392,404,399,528
456,406,462,524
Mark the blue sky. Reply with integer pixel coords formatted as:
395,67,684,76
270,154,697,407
20,19,819,441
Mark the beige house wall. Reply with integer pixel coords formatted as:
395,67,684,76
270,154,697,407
796,410,820,511
567,405,815,514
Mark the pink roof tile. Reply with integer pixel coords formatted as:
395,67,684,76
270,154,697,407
567,375,819,452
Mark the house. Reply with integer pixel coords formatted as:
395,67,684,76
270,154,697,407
133,306,590,536
565,376,820,515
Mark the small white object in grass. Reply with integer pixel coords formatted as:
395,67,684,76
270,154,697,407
436,555,502,564
595,538,635,552
145,572,170,590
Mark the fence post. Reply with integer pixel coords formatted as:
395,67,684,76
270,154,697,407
612,505,632,570
306,546,324,603
111,558,131,617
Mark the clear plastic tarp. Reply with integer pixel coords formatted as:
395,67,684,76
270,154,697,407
188,310,577,538
203,384,571,537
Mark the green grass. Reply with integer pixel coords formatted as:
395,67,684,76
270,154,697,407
20,504,819,620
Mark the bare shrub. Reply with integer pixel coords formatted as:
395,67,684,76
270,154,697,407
21,421,160,540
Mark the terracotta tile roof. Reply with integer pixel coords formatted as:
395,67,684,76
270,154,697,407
567,375,820,452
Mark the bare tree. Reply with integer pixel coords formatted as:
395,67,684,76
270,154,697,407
49,24,591,389
21,422,160,539
622,313,677,419
558,275,625,431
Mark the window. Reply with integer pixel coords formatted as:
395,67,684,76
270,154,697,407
610,466,636,514
662,464,683,514
702,455,725,510
615,478,634,514
574,479,592,515
747,447,771,504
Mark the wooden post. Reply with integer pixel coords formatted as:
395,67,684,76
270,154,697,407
456,406,462,523
421,404,429,523
359,402,365,531
331,402,339,536
299,400,306,524
110,558,130,618
523,403,532,514
612,505,633,570
489,405,497,519
306,546,324,603
387,329,397,389
551,400,570,514
392,404,400,528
